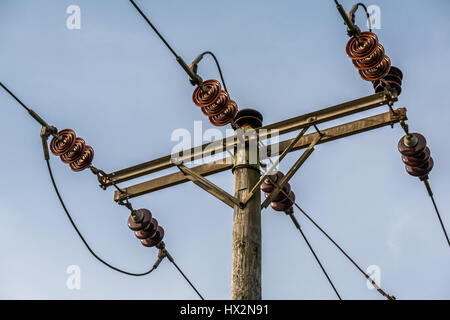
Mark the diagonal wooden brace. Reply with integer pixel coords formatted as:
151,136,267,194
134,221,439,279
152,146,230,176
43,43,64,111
177,164,243,209
261,134,321,209
243,125,311,205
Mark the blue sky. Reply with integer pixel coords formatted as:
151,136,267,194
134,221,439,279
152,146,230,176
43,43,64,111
0,0,449,299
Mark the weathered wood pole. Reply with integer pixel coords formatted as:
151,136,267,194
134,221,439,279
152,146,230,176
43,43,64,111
231,120,261,300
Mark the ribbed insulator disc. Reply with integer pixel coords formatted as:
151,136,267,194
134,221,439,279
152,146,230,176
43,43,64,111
128,209,152,231
359,55,391,81
270,183,292,202
352,44,385,70
406,157,434,177
402,147,431,167
209,100,238,126
192,79,221,107
372,66,403,95
271,191,296,212
201,90,230,116
141,226,165,247
398,133,427,156
50,129,76,156
135,218,158,240
60,137,86,164
69,145,94,172
389,66,403,80
346,31,379,59
261,171,284,193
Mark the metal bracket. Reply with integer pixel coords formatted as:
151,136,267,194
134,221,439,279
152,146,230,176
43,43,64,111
40,125,59,161
177,164,243,209
261,134,321,209
388,107,407,124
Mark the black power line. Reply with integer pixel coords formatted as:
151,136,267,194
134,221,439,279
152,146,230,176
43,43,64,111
46,158,159,276
1,82,205,298
286,193,396,300
265,174,395,300
286,211,342,300
129,0,202,86
423,179,450,246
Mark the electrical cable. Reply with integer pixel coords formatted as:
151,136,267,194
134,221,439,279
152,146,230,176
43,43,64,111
0,82,30,112
46,158,158,276
129,0,202,87
350,3,372,32
423,179,450,246
167,256,205,300
2,82,206,298
277,185,396,300
199,51,228,93
286,211,342,300
129,0,178,58
258,160,342,299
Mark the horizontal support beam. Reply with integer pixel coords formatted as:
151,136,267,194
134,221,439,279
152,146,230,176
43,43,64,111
103,92,396,188
114,108,407,202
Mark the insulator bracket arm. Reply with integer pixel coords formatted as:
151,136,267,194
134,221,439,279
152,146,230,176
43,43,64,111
334,0,361,38
176,56,203,87
39,125,58,160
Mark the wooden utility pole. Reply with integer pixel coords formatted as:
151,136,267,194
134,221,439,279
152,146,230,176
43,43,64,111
103,92,405,300
231,125,261,300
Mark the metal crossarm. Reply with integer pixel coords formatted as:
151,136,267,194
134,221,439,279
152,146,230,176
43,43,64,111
102,92,396,188
113,108,407,202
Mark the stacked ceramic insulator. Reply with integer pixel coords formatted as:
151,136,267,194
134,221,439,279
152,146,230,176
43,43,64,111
192,79,238,126
398,133,434,178
127,209,164,247
345,31,391,81
49,129,94,171
372,66,403,96
261,171,296,212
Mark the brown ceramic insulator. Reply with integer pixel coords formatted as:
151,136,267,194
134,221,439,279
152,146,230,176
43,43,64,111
373,66,403,95
264,182,292,202
346,31,379,59
128,209,152,231
373,75,402,95
192,79,221,107
208,100,238,126
201,90,230,116
352,44,385,70
359,55,391,81
234,109,264,129
261,171,284,193
135,218,158,240
402,147,431,167
388,66,403,80
60,137,86,164
69,145,94,172
271,191,296,212
141,226,165,248
406,157,434,177
49,129,77,156
398,133,427,156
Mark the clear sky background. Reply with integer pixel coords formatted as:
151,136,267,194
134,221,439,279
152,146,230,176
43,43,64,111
0,0,449,300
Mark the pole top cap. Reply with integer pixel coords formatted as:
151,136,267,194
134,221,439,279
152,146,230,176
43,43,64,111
234,109,263,129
